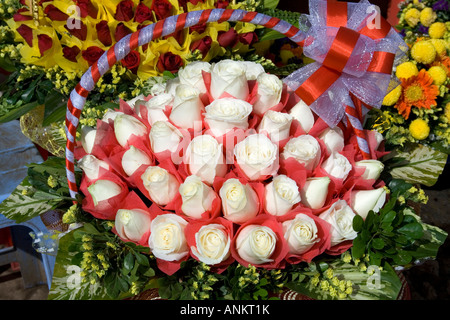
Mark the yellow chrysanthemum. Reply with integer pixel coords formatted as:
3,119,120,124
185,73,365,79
429,39,448,57
420,7,437,27
409,119,430,140
383,85,402,106
396,61,419,80
411,40,436,65
429,22,447,39
427,66,447,86
404,8,421,27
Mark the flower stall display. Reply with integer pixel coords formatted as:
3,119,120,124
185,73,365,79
0,0,447,301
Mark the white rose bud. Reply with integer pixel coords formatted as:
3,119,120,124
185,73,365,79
300,177,331,209
87,179,122,206
121,146,152,177
149,121,183,154
185,134,227,185
354,160,384,180
235,225,277,264
80,126,96,154
319,200,358,247
289,100,315,133
115,209,151,242
210,59,249,100
204,98,252,136
178,61,211,93
191,224,231,265
257,110,293,142
319,127,345,154
241,61,265,80
114,114,148,148
169,84,204,130
219,178,259,224
138,93,173,125
141,166,180,206
282,135,321,171
253,73,283,115
350,188,387,219
78,155,110,180
234,134,279,180
149,214,189,261
265,175,301,216
102,110,124,123
282,213,320,254
321,152,352,180
179,175,217,219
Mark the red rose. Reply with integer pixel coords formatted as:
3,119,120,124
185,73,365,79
115,23,132,42
215,0,229,9
151,0,173,20
157,52,183,73
189,22,207,34
135,2,153,23
65,21,87,41
217,28,238,48
82,46,105,66
190,36,212,58
189,0,205,4
44,4,69,21
121,50,140,72
76,0,98,18
96,21,112,47
17,24,33,46
63,46,81,62
115,0,134,21
239,32,258,46
37,34,52,56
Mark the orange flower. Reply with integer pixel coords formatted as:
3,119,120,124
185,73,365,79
431,55,450,77
395,69,439,119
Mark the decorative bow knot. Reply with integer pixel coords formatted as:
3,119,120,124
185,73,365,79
283,0,406,159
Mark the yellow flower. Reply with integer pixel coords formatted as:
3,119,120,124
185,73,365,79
429,39,448,57
444,102,450,122
409,118,430,140
427,66,447,86
396,61,419,80
429,22,447,39
411,40,436,65
420,7,437,27
383,85,402,106
404,8,421,27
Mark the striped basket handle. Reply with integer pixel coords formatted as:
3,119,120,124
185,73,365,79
65,9,305,199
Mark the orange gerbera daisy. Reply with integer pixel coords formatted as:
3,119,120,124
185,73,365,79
395,69,439,119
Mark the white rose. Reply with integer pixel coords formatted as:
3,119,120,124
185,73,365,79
234,134,279,180
219,178,259,224
204,98,252,136
354,160,384,180
319,127,345,154
165,77,180,96
80,126,96,154
102,110,124,123
138,93,172,125
179,175,217,219
150,82,167,96
210,59,249,100
148,214,189,261
78,154,110,180
319,200,358,246
87,179,122,206
282,135,321,171
257,110,293,142
321,152,352,180
190,224,231,265
235,225,277,264
300,177,331,209
121,145,152,177
350,188,387,219
265,175,301,216
125,94,145,109
115,209,151,242
241,61,265,80
169,84,204,130
141,166,180,206
288,100,315,133
184,134,227,185
114,114,148,148
149,121,183,154
252,73,283,115
178,61,211,93
282,213,320,254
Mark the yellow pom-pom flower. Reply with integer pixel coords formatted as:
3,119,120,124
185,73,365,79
404,8,421,27
428,22,447,39
411,40,436,65
383,85,402,106
409,119,431,140
420,7,437,27
429,39,448,57
396,61,419,80
427,66,447,86
445,102,450,122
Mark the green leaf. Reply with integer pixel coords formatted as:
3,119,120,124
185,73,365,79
381,211,396,224
0,100,39,123
259,29,286,41
134,252,150,267
263,0,279,9
353,215,364,232
372,238,385,250
397,222,424,239
352,236,366,260
123,252,135,275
